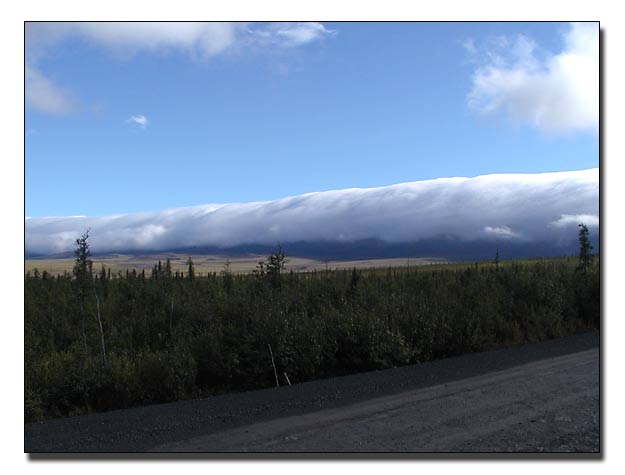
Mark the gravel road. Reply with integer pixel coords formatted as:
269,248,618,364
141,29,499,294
25,331,599,453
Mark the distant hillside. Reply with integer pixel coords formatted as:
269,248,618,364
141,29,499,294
26,234,598,264
161,235,598,262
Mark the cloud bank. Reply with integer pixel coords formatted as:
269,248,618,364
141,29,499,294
25,169,599,256
25,22,335,115
467,22,599,134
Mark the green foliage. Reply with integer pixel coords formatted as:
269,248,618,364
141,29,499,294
577,223,594,274
25,254,599,422
186,256,195,280
73,229,93,284
135,350,197,403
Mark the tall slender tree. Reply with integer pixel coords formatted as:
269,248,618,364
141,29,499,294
72,229,107,366
73,229,93,354
164,258,173,278
73,229,93,283
186,256,195,280
578,223,594,274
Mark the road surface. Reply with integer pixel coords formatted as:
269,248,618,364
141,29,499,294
154,348,599,452
25,332,599,453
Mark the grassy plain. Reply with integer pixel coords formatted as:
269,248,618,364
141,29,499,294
25,253,450,276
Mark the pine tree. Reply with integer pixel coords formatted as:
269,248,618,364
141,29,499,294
349,267,360,295
73,229,93,284
186,256,195,280
221,259,233,293
266,244,288,287
578,223,594,274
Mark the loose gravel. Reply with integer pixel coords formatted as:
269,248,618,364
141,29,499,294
25,331,599,453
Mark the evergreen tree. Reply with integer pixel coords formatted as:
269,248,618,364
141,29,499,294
349,267,360,294
186,256,195,280
73,229,93,284
164,258,173,278
221,259,233,293
266,244,287,282
578,223,594,274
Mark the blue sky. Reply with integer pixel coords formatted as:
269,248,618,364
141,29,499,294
25,22,599,218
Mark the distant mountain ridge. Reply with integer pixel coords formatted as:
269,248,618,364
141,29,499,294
27,235,599,262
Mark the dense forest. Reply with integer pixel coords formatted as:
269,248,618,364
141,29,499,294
24,231,599,422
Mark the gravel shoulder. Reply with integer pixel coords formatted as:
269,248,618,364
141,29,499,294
25,331,600,453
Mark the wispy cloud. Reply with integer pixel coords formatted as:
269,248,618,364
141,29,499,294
25,169,598,256
126,114,148,129
25,22,336,115
550,213,600,228
467,22,598,134
250,22,336,47
25,65,75,115
462,37,477,57
482,225,521,240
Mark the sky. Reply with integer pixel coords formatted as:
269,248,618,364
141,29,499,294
25,21,599,219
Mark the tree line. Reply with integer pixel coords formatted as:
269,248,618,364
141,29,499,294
24,229,599,422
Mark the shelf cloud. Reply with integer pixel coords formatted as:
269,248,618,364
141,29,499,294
25,169,599,256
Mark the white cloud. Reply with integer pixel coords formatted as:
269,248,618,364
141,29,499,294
467,22,599,134
25,169,598,256
550,213,599,228
25,65,75,115
127,115,148,129
263,22,336,47
462,38,477,57
25,22,335,116
482,225,521,240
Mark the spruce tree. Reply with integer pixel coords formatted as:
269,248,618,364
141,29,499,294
266,244,288,287
73,229,93,284
578,223,594,274
186,256,195,280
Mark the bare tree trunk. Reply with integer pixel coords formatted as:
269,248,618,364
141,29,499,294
169,295,174,338
80,298,87,355
268,344,279,388
93,288,107,367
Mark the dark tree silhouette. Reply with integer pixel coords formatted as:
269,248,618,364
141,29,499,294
266,244,288,287
577,223,594,274
73,229,93,283
186,256,195,280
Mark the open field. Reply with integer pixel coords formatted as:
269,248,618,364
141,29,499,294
25,253,449,276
